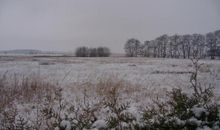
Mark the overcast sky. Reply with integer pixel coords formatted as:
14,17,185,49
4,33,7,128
0,0,220,53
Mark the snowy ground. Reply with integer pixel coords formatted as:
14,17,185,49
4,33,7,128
0,56,220,129
0,56,220,92
1,56,220,106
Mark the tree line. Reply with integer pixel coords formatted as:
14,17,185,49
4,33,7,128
124,29,220,59
75,46,111,57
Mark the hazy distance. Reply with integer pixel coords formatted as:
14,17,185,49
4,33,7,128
0,0,220,53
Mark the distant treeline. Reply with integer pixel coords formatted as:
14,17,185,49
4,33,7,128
75,46,111,57
124,30,220,59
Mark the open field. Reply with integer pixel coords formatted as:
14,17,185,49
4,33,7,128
0,56,220,129
0,56,220,91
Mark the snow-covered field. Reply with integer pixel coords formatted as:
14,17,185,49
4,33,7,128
0,56,220,129
1,56,220,93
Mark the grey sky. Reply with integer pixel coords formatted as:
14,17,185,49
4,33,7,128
0,0,220,53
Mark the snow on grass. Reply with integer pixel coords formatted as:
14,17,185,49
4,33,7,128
0,57,220,129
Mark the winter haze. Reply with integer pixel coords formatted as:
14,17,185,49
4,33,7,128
0,0,220,53
1,1,220,129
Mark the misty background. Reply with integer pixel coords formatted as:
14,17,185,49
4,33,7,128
0,0,220,53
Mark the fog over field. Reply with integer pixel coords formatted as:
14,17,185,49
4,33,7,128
0,0,220,52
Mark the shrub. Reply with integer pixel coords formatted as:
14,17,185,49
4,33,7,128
103,87,137,130
142,59,220,130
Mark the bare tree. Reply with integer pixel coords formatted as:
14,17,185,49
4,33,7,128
97,47,111,57
88,48,97,57
214,30,220,58
142,41,151,57
182,35,193,58
75,46,89,57
124,38,141,57
155,35,169,58
206,32,217,59
151,40,158,58
169,34,180,58
191,34,206,58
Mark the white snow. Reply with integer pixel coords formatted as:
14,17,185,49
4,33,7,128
0,57,220,129
196,126,212,130
191,106,207,118
92,120,106,129
60,120,71,130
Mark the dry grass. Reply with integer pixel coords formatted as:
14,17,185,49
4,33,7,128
67,74,165,107
0,72,56,111
0,71,167,111
0,72,170,129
